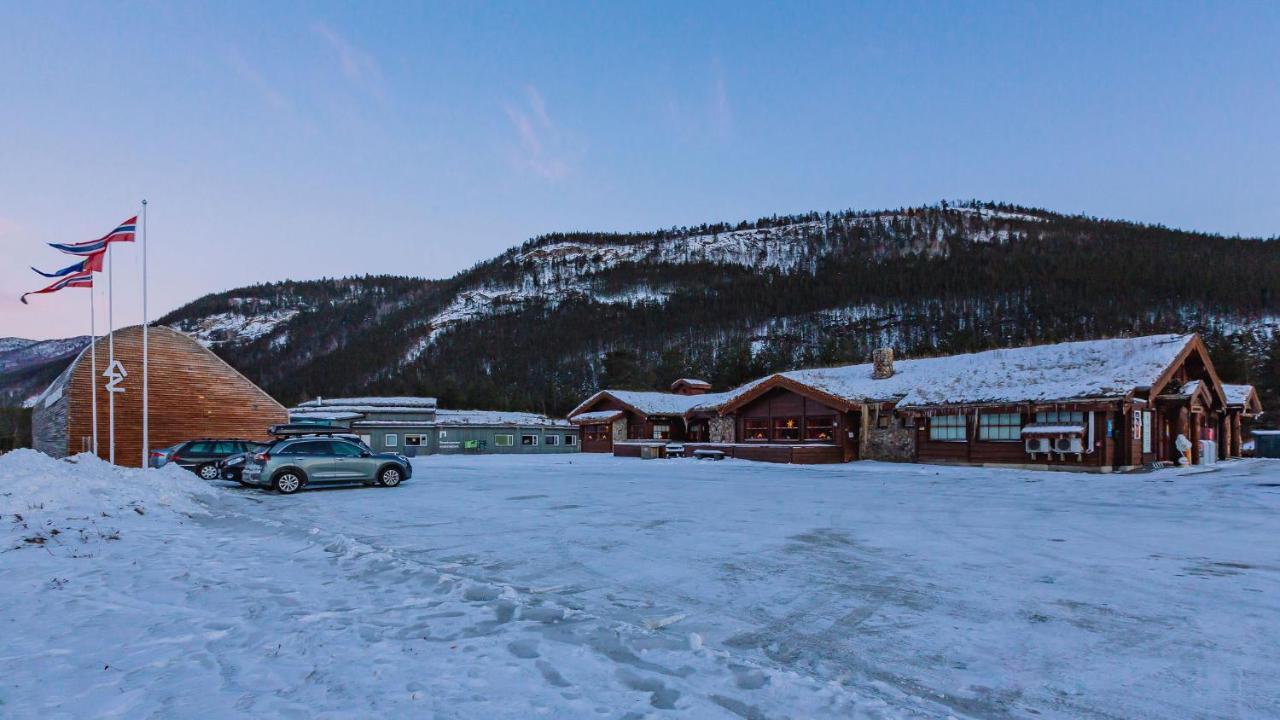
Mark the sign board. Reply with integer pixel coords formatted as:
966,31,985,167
103,360,127,394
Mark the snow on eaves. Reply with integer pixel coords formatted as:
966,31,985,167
756,334,1195,409
295,397,438,409
1223,384,1256,407
434,409,571,427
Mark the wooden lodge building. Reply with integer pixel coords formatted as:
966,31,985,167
31,326,288,468
570,334,1262,471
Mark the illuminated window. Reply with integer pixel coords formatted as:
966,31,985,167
743,419,769,441
929,415,966,442
978,413,1021,441
773,417,801,441
804,417,836,442
653,424,670,440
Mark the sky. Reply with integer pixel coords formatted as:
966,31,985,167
2,1,1278,340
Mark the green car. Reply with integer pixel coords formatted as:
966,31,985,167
241,437,413,494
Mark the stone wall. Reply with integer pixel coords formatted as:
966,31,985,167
862,412,915,461
709,416,735,443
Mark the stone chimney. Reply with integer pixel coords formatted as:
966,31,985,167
872,348,894,379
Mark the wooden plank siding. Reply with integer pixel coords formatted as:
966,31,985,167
733,387,856,461
65,326,288,467
914,405,1117,469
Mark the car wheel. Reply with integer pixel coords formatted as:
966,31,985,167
272,471,304,495
197,464,221,481
378,466,403,487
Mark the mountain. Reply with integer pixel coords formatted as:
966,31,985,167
7,201,1280,423
0,336,91,406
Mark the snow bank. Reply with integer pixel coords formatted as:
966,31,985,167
0,449,217,522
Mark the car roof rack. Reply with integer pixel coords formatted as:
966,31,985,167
269,423,351,437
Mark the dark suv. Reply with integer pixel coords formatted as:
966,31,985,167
241,437,412,494
169,440,267,480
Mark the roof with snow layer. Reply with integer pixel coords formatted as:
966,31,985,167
295,396,438,409
1223,384,1261,410
568,382,768,419
724,334,1201,411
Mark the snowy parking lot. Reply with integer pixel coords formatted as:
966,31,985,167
3,450,1279,719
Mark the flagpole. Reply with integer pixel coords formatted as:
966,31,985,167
107,241,115,465
141,199,148,468
90,284,98,457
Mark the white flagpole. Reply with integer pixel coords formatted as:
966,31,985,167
107,241,115,465
90,283,98,457
141,200,149,468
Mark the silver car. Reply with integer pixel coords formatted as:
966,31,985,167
241,437,412,494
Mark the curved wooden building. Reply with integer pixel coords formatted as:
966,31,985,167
31,325,288,467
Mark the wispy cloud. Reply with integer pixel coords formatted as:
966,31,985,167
225,49,293,114
504,85,573,181
708,58,733,140
312,21,386,100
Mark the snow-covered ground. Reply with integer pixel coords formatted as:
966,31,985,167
3,451,1278,718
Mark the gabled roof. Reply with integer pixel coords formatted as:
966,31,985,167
1224,384,1263,413
721,334,1214,413
569,409,625,424
670,378,711,390
295,396,438,409
568,383,765,419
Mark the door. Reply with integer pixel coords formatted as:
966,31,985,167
329,440,375,481
292,440,341,482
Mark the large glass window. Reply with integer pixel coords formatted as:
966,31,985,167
544,435,559,446
521,434,538,446
564,434,577,446
773,417,801,441
804,417,836,442
978,413,1021,441
405,435,425,447
652,424,670,440
929,415,966,442
495,434,514,447
1035,410,1085,425
743,419,770,441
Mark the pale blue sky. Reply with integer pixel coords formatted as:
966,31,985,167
2,1,1278,339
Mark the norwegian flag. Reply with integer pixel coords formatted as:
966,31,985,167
20,267,94,304
31,248,106,277
49,216,137,256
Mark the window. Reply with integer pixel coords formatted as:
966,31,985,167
283,441,324,455
544,435,559,446
332,441,364,457
804,417,836,442
653,424,670,440
978,413,1021,441
1035,410,1085,425
564,434,577,446
385,434,398,448
495,434,514,447
929,415,966,442
187,441,215,454
876,414,890,429
743,419,770,441
521,434,538,446
1142,411,1153,453
405,435,425,447
773,417,801,441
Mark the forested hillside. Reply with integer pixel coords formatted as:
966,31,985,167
145,201,1280,419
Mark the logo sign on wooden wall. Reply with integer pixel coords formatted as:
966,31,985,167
103,361,128,394
1131,410,1142,440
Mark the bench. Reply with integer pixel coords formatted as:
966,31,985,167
665,444,686,458
692,449,726,461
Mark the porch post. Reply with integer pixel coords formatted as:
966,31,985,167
1190,412,1202,465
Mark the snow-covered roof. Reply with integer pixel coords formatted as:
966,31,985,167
570,387,746,418
289,410,364,422
1224,384,1257,407
434,409,571,427
295,396,438,409
726,334,1197,410
569,409,624,424
671,378,711,389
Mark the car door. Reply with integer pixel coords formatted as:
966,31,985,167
297,440,342,482
329,440,373,480
175,441,211,469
